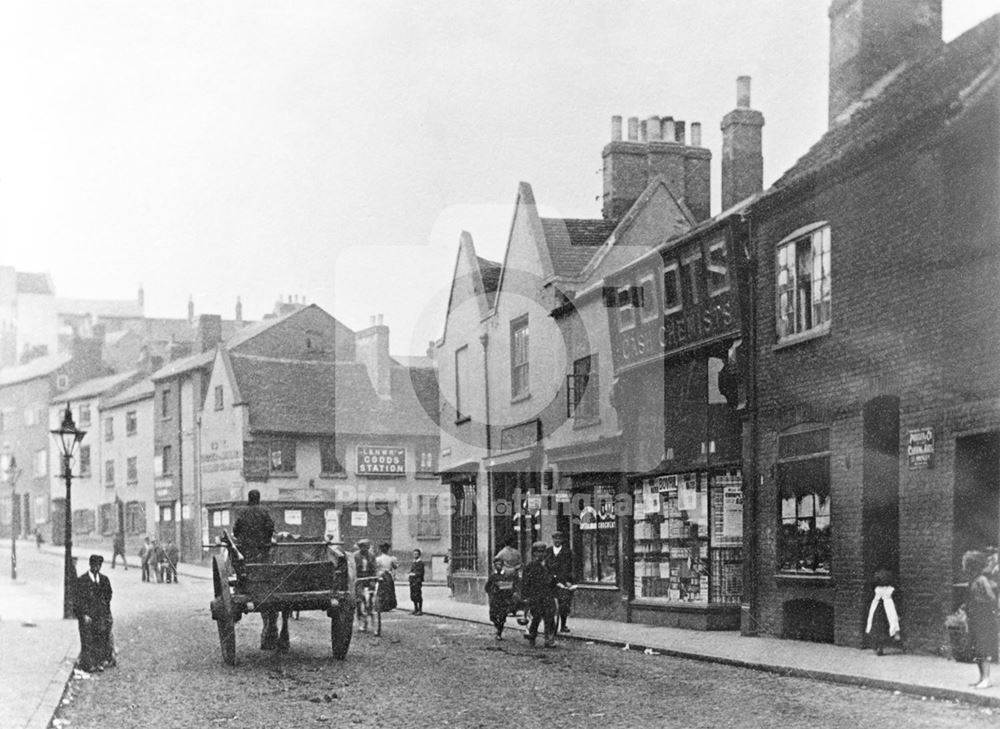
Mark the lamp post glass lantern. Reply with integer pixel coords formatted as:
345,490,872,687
51,404,86,620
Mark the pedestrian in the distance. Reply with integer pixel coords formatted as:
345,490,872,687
865,568,901,655
73,554,115,672
165,540,179,583
485,558,516,640
138,536,152,582
520,541,558,648
152,539,167,583
111,531,128,570
408,548,425,615
546,531,574,633
34,528,43,550
375,542,398,612
963,550,998,688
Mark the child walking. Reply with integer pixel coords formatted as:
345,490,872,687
408,549,425,615
485,558,517,639
865,568,900,655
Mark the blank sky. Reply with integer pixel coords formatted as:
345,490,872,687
1,1,997,355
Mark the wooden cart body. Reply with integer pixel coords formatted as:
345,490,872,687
209,537,355,665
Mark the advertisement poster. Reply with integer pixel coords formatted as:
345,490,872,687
723,485,743,538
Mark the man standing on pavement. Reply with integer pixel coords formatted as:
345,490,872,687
111,530,128,570
547,531,574,633
74,554,115,672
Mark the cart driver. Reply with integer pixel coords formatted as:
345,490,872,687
232,489,275,563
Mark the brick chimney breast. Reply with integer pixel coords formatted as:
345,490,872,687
721,76,765,210
828,0,941,126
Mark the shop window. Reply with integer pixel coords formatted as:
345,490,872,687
127,456,138,485
776,223,831,341
73,509,96,534
633,470,743,603
776,427,831,575
450,480,477,572
104,416,114,441
510,316,529,399
100,502,117,535
575,484,618,584
126,410,137,436
320,438,344,475
125,501,145,535
416,495,441,538
567,355,599,422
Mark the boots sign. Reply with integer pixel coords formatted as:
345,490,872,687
356,446,406,476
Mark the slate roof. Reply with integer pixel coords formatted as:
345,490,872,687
541,218,618,279
0,353,72,386
57,297,143,319
476,256,502,308
150,350,215,381
771,15,1000,194
228,354,439,437
223,307,301,350
16,272,53,295
53,370,140,404
102,377,155,409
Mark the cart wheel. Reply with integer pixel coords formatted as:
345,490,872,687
213,556,237,665
331,602,354,660
373,584,382,637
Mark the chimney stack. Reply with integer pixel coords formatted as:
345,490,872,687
355,316,392,400
602,110,711,222
721,76,765,210
187,295,194,325
828,0,941,126
196,314,223,354
235,296,243,325
137,284,144,310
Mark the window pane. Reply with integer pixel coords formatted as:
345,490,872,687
663,264,681,313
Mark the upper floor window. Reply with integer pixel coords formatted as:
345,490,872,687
79,404,91,427
416,446,438,476
23,406,38,427
79,445,91,478
104,459,115,488
127,456,138,485
160,445,173,476
34,448,47,478
126,410,137,436
416,495,441,538
161,388,171,419
319,438,344,475
214,385,224,411
104,416,114,441
510,316,529,399
567,354,599,422
454,346,470,423
269,439,296,475
776,223,831,341
56,374,69,390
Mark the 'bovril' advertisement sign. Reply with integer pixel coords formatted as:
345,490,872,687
356,446,406,476
606,226,742,373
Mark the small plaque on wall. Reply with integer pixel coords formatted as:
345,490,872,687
907,428,934,469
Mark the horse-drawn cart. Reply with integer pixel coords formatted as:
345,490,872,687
209,532,355,665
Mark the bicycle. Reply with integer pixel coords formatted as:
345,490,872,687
355,575,383,636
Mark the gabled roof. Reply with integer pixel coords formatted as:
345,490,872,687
222,305,305,350
53,370,140,405
770,15,1000,195
541,218,618,280
476,256,502,309
0,353,72,386
228,354,439,437
17,272,53,295
150,350,215,381
102,377,155,409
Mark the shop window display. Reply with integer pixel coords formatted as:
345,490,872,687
633,470,743,603
576,484,618,584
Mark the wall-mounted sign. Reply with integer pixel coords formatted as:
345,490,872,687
284,509,302,526
499,420,541,451
324,509,340,543
908,428,934,469
356,446,405,476
351,510,368,527
606,227,743,374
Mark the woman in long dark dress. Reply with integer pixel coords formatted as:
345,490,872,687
962,550,998,689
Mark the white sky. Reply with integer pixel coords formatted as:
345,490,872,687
2,1,998,356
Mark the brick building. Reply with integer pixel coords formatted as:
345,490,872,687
741,2,1000,653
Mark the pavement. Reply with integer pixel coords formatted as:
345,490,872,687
2,540,998,729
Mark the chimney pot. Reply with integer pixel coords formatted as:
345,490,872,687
675,121,686,145
639,120,647,143
611,116,623,141
663,118,675,142
369,315,376,326
376,314,383,326
627,117,639,141
690,122,702,147
646,116,661,141
737,76,752,108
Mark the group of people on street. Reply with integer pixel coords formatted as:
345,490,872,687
351,538,426,632
135,536,179,583
486,531,575,647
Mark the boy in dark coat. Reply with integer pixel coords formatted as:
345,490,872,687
546,531,574,633
408,549,425,615
520,541,558,648
485,558,517,639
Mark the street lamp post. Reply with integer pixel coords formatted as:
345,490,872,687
51,404,86,620
2,453,21,580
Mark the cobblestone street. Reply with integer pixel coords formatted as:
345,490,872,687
46,564,998,729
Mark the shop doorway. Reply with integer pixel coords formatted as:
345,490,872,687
953,433,1000,598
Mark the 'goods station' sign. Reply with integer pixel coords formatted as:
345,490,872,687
606,227,742,373
356,445,406,476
